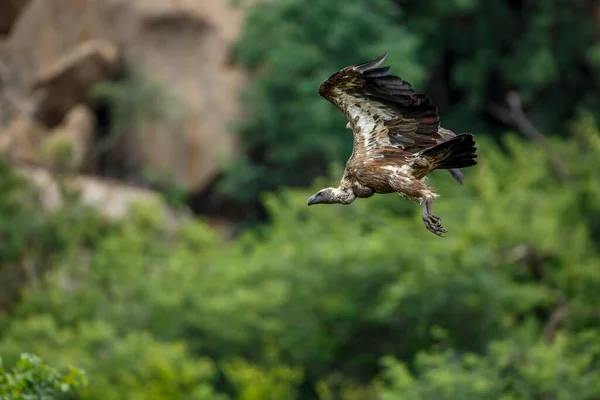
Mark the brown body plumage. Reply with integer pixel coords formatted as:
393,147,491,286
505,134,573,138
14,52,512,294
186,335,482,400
307,53,478,236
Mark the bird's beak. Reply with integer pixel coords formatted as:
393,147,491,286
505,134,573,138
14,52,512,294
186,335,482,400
307,194,318,206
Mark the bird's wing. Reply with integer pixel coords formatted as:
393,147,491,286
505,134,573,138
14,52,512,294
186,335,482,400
318,53,444,154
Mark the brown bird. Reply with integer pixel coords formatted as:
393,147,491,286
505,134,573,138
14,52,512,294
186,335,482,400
307,53,477,236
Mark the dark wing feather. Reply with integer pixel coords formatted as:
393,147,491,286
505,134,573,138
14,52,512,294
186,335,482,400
318,53,466,183
318,53,445,152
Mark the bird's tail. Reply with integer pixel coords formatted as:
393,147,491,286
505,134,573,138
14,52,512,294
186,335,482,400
449,168,465,184
419,133,478,171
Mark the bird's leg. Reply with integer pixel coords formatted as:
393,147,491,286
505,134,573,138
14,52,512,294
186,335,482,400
420,197,447,237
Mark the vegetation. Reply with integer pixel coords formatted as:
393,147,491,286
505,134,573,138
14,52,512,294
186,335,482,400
0,353,86,399
1,115,600,397
1,0,599,398
90,66,184,190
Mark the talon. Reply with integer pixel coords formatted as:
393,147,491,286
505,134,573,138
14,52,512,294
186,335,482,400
421,199,447,237
423,216,446,236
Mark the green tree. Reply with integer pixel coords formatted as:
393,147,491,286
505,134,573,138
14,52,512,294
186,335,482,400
0,158,111,322
376,330,600,399
0,318,225,400
398,0,600,134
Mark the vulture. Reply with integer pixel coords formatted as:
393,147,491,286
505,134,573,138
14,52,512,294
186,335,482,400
307,53,477,236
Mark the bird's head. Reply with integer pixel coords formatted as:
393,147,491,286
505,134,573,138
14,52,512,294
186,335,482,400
307,187,355,206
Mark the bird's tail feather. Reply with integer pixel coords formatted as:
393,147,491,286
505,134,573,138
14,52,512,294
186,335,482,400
420,134,478,171
449,168,465,185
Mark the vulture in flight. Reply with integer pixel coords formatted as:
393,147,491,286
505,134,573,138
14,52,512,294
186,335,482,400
307,53,477,236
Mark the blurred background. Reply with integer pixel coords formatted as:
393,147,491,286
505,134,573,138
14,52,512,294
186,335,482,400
1,0,600,398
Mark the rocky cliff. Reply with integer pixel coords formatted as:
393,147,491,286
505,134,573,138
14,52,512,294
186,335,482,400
0,0,250,222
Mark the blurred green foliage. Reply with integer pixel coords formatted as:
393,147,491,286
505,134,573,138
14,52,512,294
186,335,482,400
377,330,600,400
399,0,600,132
1,114,600,398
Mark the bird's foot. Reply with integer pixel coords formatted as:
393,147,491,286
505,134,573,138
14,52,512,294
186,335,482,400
422,214,447,236
421,199,447,237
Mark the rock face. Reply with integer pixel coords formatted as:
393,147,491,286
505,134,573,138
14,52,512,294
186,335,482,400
0,114,47,165
17,164,179,222
0,103,95,172
0,0,247,193
30,39,120,128
40,104,96,172
0,0,30,35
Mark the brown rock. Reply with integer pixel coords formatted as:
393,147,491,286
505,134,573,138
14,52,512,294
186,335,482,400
0,104,95,172
40,104,96,172
2,0,248,193
30,39,120,127
0,0,30,35
16,164,186,224
0,113,48,165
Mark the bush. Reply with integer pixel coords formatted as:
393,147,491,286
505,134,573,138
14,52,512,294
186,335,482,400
0,353,86,399
0,317,224,400
377,330,600,399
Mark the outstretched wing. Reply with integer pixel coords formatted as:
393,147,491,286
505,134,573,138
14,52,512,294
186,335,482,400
318,53,444,153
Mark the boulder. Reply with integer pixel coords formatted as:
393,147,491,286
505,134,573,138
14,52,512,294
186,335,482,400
0,113,47,165
1,0,247,193
15,164,234,237
40,104,96,172
0,103,95,172
30,39,120,128
17,164,175,221
0,0,30,35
